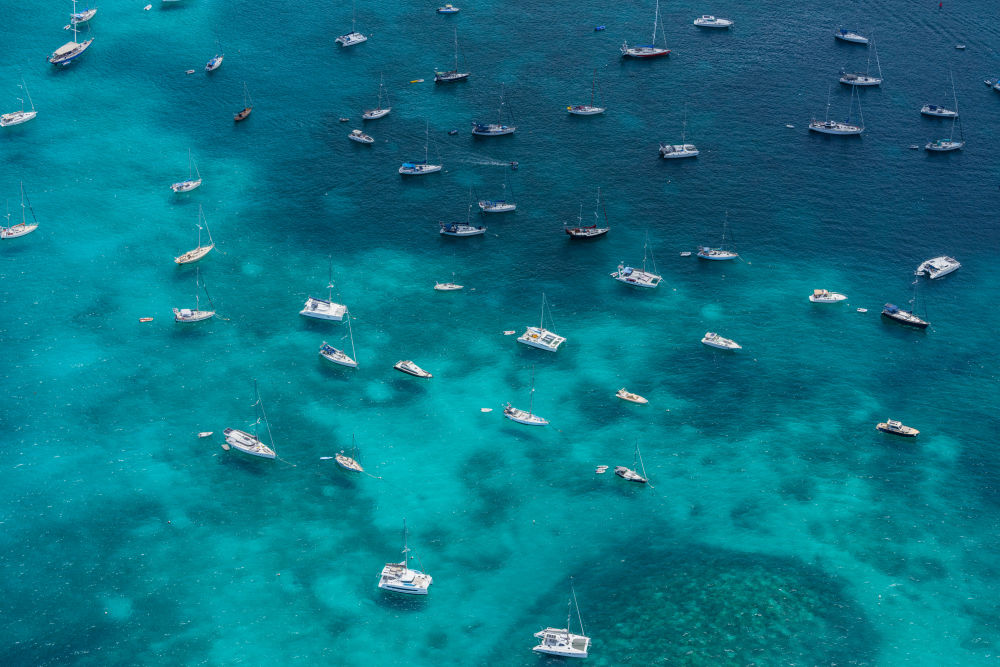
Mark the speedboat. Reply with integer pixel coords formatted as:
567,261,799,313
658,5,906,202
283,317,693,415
915,256,960,279
394,360,432,378
348,129,374,144
319,341,357,368
223,427,276,459
809,289,848,303
614,465,647,483
925,138,964,152
517,326,565,352
205,54,223,72
300,296,347,321
610,263,661,288
616,388,648,404
503,403,548,426
701,332,741,350
920,104,958,118
565,224,608,238
434,282,463,291
471,122,515,136
696,246,738,260
834,29,868,44
693,15,733,28
336,31,368,47
173,307,214,323
439,222,486,236
399,161,442,175
840,71,882,87
881,303,929,328
659,143,699,158
808,118,863,135
437,4,459,13
876,419,920,437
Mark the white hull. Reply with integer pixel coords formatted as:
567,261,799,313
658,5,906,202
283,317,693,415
378,563,432,594
808,120,863,135
617,389,648,404
567,105,604,115
532,630,590,658
621,44,670,58
660,144,699,158
925,140,963,152
478,201,516,213
434,70,470,83
399,163,442,175
174,244,214,264
336,32,368,46
440,223,486,236
921,105,957,118
0,110,37,127
1,223,38,239
171,178,202,193
809,290,847,303
173,308,214,322
916,256,960,279
840,74,881,86
300,297,347,321
362,108,390,120
394,360,432,378
434,283,463,291
348,130,374,144
471,123,515,136
320,342,358,368
223,428,276,459
694,16,733,28
834,32,868,44
517,326,565,352
701,332,741,349
611,267,661,288
503,404,548,426
697,247,738,260
205,56,223,72
49,38,93,65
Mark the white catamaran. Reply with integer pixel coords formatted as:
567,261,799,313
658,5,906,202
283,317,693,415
532,579,591,659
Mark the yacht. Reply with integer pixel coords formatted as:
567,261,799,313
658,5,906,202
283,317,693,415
223,380,277,460
614,442,649,483
336,3,368,46
616,388,648,404
693,15,733,28
0,78,37,127
173,268,215,322
48,2,94,66
920,104,957,118
174,206,215,264
348,129,374,144
809,86,864,135
621,0,670,58
320,341,358,368
394,360,432,378
300,258,347,321
1,183,39,239
440,222,486,236
400,123,442,174
925,137,964,152
503,403,548,426
532,581,590,659
70,7,97,24
809,289,847,303
378,521,432,595
697,214,739,260
701,332,741,350
478,199,516,213
659,143,699,158
170,149,202,193
437,4,459,12
565,189,610,238
611,263,661,288
915,256,960,279
839,72,881,87
435,28,470,82
434,282,463,291
472,84,516,136
205,54,223,72
834,29,869,44
568,69,605,115
880,303,929,328
518,294,565,352
362,75,390,119
876,419,920,437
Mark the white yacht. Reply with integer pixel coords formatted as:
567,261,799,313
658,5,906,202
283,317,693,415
697,215,739,260
568,68,605,115
434,28,470,82
834,29,869,44
611,236,661,288
925,137,964,152
503,403,548,426
205,54,223,72
693,15,733,28
170,149,202,193
223,380,277,460
659,143,699,158
175,208,215,264
616,388,648,404
518,294,565,352
809,86,863,135
173,268,215,322
378,521,432,595
394,360,432,378
362,74,390,119
809,289,847,303
348,129,374,144
472,84,516,136
336,2,367,46
915,256,960,279
440,221,486,236
400,123,442,175
70,7,97,24
614,442,649,484
1,183,39,239
532,580,590,659
701,332,741,350
920,104,957,118
0,78,37,127
300,258,347,321
320,341,357,368
478,200,515,213
434,282,463,291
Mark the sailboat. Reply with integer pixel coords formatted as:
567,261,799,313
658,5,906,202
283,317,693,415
434,28,470,83
173,267,216,322
659,103,699,158
336,2,368,47
48,0,94,66
621,0,670,58
170,149,203,193
300,256,347,321
532,579,591,659
809,85,864,135
362,74,390,119
611,234,661,288
504,366,549,426
472,83,515,136
223,380,277,460
697,213,739,260
440,199,486,236
1,183,39,239
565,188,610,238
205,42,223,72
335,435,364,472
70,5,97,24
1,78,37,127
517,293,566,352
234,82,253,122
378,519,433,595
319,309,358,368
615,442,649,483
478,171,516,213
399,122,442,175
174,205,215,264
839,38,882,86
882,279,930,328
926,72,964,152
567,68,605,115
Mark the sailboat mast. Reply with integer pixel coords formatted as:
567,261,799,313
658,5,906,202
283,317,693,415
346,309,357,362
528,366,536,415
539,293,545,329
71,0,79,43
20,181,26,225
590,69,596,106
327,255,334,301
22,78,33,112
453,28,459,70
652,0,659,44
571,578,585,636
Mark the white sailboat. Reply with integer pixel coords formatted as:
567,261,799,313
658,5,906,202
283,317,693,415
170,149,203,193
659,103,699,158
697,213,739,260
504,366,548,426
568,68,605,115
378,520,433,595
926,72,964,152
319,309,358,368
621,0,670,58
611,234,661,288
517,293,566,352
362,74,390,120
335,435,364,472
809,85,864,135
336,2,368,47
174,205,215,264
839,38,882,86
234,82,253,122
173,267,216,322
400,122,442,175
434,28,470,82
472,83,516,136
565,188,610,238
70,6,97,24
532,579,591,659
301,256,347,321
615,441,649,483
1,78,37,127
1,183,39,239
223,380,277,460
478,171,516,213
48,0,94,66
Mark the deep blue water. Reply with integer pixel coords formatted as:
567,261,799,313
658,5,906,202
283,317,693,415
2,0,1000,664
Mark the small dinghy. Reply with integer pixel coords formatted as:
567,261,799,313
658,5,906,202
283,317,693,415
197,431,213,438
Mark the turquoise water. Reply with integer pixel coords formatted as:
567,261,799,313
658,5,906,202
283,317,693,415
3,0,1000,664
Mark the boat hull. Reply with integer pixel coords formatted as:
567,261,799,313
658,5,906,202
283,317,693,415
174,244,214,264
1,224,38,239
0,111,37,127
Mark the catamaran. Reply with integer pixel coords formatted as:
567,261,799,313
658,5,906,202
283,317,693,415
223,380,277,460
518,293,566,352
1,183,39,239
611,234,661,288
301,257,347,321
336,2,368,47
49,1,94,66
170,149,203,192
174,205,215,264
621,0,670,58
1,78,37,127
532,580,591,659
378,520,432,595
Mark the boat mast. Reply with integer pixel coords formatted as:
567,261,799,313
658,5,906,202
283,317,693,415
327,255,334,302
855,86,864,129
201,205,214,248
682,103,688,142
528,365,536,416
538,293,545,330
424,121,429,163
590,69,597,107
571,578,585,637
346,308,357,363
452,27,459,71
651,0,659,44
401,519,411,567
21,77,33,112
71,0,79,44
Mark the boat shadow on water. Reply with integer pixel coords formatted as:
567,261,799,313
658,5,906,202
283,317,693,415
374,590,430,612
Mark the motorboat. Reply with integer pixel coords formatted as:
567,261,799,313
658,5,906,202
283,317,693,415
915,256,960,279
920,104,957,118
205,54,223,72
693,15,733,28
616,388,648,404
378,521,432,595
809,289,847,303
621,0,670,58
876,419,920,437
881,303,929,328
532,581,590,659
834,29,868,44
701,332,741,350
394,360,432,378
440,222,486,236
437,3,459,12
434,282,463,291
348,129,374,144
320,341,358,368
